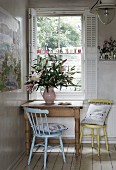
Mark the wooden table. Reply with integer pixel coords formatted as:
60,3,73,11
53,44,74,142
21,100,83,156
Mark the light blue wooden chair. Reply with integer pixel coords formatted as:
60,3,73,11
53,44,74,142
24,107,67,170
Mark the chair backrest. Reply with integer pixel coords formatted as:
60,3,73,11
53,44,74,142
24,107,51,135
88,99,113,105
88,99,113,124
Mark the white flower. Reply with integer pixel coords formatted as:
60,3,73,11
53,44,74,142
31,71,43,81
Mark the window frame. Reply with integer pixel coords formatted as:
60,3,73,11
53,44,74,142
28,8,98,101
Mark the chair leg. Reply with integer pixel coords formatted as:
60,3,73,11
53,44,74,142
97,129,100,156
103,126,109,151
91,129,94,148
59,135,66,163
80,126,84,144
44,137,48,170
28,136,35,165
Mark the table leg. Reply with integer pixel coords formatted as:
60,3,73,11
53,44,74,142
75,109,80,156
25,116,31,155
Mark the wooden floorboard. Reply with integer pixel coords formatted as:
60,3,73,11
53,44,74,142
70,145,82,170
100,144,113,170
109,144,116,170
45,152,59,170
12,153,28,170
92,146,102,170
10,152,26,170
9,144,116,170
80,144,93,170
62,145,74,170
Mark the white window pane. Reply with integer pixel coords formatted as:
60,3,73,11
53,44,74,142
36,16,83,92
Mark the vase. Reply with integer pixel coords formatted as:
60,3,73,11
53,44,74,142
42,87,56,104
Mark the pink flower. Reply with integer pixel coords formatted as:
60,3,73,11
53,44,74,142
97,45,100,49
26,83,33,91
104,40,108,44
110,37,112,41
62,59,67,64
103,44,107,48
61,66,66,72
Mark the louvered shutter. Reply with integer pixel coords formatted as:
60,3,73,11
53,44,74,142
84,11,98,99
28,8,37,72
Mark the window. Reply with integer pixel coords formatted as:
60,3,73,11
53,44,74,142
36,16,83,93
28,8,98,100
37,16,82,51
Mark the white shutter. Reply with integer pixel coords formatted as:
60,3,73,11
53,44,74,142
28,8,37,72
84,11,98,99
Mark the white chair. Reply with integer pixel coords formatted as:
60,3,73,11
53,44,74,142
24,107,67,170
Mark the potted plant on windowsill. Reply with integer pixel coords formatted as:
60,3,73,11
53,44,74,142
25,54,77,104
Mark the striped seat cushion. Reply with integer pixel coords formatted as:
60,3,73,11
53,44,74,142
39,123,68,134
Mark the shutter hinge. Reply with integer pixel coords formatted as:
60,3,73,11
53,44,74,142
28,14,32,19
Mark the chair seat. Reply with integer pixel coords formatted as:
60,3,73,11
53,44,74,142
81,117,105,126
39,123,68,134
81,123,105,129
36,130,62,138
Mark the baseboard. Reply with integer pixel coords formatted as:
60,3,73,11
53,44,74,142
81,137,116,144
36,137,116,144
36,137,75,144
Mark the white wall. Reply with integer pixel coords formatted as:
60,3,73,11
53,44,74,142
0,0,28,169
98,19,116,102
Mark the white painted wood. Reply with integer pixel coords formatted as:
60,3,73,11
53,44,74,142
84,10,98,99
35,7,87,16
28,8,37,72
85,57,97,99
28,0,96,8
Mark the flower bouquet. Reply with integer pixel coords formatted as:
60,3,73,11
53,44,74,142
25,54,77,94
98,37,116,60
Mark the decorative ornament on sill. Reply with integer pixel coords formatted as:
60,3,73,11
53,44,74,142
98,37,116,60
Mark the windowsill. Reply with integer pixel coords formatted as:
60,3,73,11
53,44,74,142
29,91,85,101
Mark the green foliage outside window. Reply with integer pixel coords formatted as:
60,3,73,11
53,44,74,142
37,16,81,51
